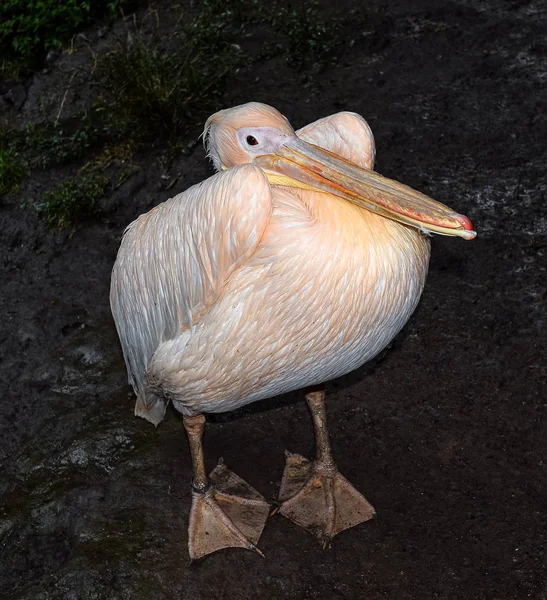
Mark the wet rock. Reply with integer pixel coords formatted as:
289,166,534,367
74,33,90,45
18,322,41,347
55,429,136,474
72,345,103,367
4,84,26,110
46,50,61,64
27,362,63,386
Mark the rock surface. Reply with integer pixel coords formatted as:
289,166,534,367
1,0,546,598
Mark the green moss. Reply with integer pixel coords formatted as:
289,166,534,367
250,0,340,72
37,174,107,228
3,0,341,204
96,12,242,141
21,119,99,169
95,0,339,142
0,0,135,73
0,130,26,196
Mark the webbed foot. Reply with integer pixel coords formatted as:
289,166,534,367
189,462,270,560
279,452,375,544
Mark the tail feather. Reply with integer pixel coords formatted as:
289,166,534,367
134,390,168,426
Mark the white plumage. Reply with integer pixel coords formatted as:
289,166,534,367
111,108,428,421
110,103,474,559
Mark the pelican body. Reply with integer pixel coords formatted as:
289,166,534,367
110,103,475,558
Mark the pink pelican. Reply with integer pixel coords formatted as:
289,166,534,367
110,102,475,559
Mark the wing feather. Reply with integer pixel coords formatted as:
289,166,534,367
110,164,272,402
296,112,376,169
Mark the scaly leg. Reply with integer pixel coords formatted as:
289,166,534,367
184,414,270,560
278,388,375,544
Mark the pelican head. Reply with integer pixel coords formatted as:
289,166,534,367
204,102,476,240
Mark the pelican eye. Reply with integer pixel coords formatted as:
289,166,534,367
246,135,259,146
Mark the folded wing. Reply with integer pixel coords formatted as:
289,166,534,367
296,111,376,170
110,164,273,407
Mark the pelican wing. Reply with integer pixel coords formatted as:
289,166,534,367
296,112,376,170
110,164,272,406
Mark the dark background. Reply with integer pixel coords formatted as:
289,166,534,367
1,0,546,598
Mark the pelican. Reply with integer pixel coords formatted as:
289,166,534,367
110,102,475,560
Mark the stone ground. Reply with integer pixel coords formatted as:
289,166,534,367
1,0,546,598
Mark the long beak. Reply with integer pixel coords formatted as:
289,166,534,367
253,138,476,240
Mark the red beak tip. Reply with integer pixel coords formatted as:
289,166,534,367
452,213,474,231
